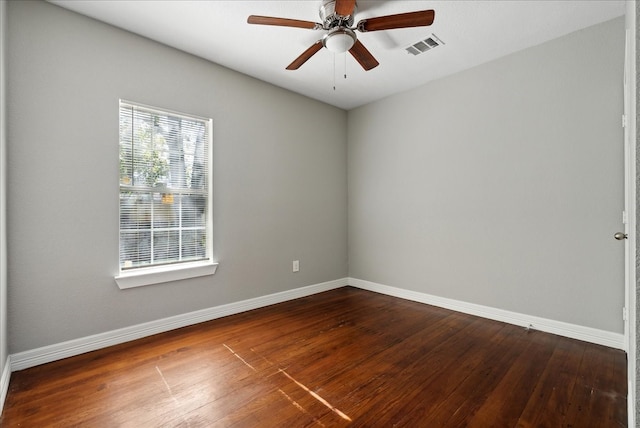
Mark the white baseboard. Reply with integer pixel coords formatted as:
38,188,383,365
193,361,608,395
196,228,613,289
10,278,348,371
0,356,10,414
348,277,625,350
9,276,624,372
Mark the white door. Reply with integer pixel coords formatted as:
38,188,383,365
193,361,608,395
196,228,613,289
622,14,637,428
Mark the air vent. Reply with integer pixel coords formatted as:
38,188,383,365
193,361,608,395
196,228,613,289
405,34,444,56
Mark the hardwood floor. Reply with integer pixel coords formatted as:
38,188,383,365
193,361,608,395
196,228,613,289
1,287,627,427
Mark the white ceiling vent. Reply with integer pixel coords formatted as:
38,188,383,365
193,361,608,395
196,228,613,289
405,34,444,56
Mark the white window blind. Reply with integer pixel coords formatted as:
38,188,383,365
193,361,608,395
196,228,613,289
119,101,212,272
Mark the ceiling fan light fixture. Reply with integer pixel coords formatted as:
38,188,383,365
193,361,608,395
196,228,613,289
323,28,356,53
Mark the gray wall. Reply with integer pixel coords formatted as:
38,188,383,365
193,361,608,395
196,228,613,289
348,17,625,333
5,0,628,356
0,0,8,376
7,0,348,353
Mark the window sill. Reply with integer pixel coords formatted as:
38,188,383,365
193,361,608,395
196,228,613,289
115,261,218,289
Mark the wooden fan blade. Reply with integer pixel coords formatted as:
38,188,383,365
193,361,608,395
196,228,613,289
286,41,323,70
247,15,319,30
349,40,379,71
335,0,356,16
358,10,435,32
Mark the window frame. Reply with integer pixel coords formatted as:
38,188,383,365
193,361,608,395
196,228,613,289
115,100,217,289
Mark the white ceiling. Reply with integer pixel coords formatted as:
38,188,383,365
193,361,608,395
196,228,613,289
48,0,626,110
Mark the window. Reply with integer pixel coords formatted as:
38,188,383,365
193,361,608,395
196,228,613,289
116,100,216,288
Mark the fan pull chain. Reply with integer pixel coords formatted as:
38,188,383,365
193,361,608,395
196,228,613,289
333,53,336,91
344,53,347,80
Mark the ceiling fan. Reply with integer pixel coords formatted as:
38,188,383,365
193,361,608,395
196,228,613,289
247,0,435,71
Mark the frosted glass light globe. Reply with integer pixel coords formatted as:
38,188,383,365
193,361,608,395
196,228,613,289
323,29,356,53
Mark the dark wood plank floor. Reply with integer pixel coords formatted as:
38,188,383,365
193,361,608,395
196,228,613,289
1,287,627,427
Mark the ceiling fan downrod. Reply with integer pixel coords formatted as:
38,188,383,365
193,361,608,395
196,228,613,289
320,0,356,30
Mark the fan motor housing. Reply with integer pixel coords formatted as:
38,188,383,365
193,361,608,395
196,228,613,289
320,0,356,29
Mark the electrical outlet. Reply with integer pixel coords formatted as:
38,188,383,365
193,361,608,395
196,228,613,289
292,260,299,272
